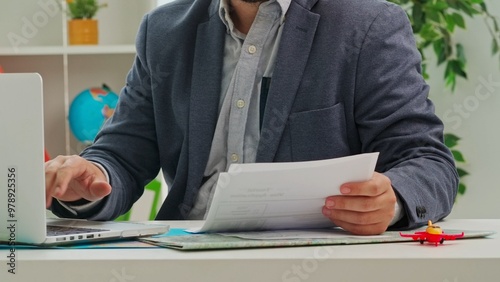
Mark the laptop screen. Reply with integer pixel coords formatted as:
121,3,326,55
0,73,48,244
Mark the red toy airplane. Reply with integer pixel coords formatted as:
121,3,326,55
400,220,464,246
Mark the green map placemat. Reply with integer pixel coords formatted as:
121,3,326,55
140,229,496,250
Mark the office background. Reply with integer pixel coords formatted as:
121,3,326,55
0,0,498,220
426,0,500,220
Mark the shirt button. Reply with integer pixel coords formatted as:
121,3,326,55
236,99,245,108
248,45,257,54
231,153,239,162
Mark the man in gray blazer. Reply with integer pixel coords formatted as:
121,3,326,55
46,0,458,235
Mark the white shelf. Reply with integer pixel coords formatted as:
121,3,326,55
0,46,66,56
0,45,136,56
65,45,136,55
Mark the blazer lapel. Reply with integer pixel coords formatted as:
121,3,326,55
256,1,320,162
185,13,226,207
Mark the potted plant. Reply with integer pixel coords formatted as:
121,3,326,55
66,0,107,45
388,0,500,198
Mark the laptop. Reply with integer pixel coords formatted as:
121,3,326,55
0,73,169,245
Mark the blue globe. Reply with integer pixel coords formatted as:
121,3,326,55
68,86,119,144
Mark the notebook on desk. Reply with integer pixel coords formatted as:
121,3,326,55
0,73,169,245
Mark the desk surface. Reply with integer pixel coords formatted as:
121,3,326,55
1,219,499,282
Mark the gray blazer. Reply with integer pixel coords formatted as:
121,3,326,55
52,0,458,229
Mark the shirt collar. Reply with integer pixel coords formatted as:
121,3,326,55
218,0,291,33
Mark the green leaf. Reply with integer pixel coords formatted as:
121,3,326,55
419,23,441,41
433,39,448,65
456,43,466,65
458,183,467,195
444,60,458,91
412,4,424,33
456,2,477,17
445,14,456,32
425,9,441,23
493,18,499,33
479,2,487,11
445,70,456,91
452,13,466,29
452,149,466,162
67,0,106,19
457,167,469,178
430,1,448,11
450,60,467,79
444,133,460,148
448,1,459,10
493,39,499,55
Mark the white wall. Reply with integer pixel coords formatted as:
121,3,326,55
426,0,500,219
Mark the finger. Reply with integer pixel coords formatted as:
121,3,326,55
327,217,389,235
323,206,394,226
340,172,391,197
87,181,112,200
45,156,69,207
66,162,110,201
52,157,86,198
325,184,397,214
46,156,94,206
325,195,382,212
45,156,110,208
323,196,395,235
323,204,395,225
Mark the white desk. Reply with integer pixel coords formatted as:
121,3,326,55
1,219,499,282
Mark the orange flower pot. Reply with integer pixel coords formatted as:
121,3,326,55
68,19,98,45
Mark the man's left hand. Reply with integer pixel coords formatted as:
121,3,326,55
322,172,396,235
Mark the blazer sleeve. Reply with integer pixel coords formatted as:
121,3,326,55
51,14,160,220
353,3,459,229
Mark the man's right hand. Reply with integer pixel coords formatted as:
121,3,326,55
45,155,112,208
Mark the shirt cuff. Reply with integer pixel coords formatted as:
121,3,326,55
91,161,110,183
56,198,103,215
389,195,405,226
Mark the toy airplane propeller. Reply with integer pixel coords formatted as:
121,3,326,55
400,220,464,246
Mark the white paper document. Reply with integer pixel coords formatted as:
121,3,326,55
217,229,392,240
189,153,379,233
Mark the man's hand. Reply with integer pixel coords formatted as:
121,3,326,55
45,155,112,208
322,172,396,235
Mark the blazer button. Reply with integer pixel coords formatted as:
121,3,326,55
416,206,427,219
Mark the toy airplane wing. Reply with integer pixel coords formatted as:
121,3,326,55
399,232,427,240
441,232,465,240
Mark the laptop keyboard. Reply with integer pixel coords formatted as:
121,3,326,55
47,225,109,236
